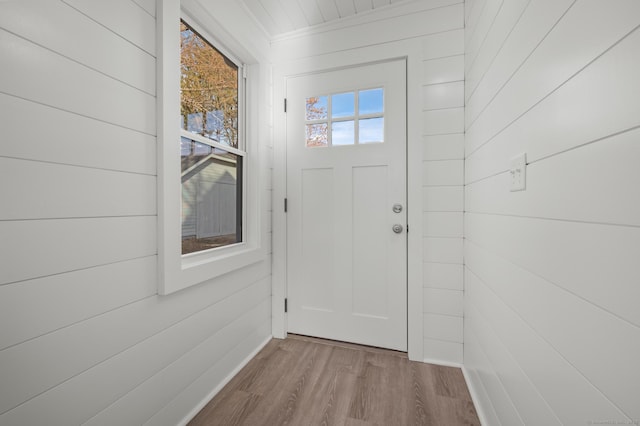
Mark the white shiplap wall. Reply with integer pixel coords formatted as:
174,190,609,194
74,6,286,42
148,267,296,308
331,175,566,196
272,0,465,364
463,0,640,424
0,1,272,425
421,26,465,365
242,0,416,36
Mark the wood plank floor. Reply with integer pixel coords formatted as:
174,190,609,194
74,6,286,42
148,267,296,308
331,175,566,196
189,335,480,426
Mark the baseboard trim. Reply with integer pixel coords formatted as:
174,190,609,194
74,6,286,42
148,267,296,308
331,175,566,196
422,357,463,368
178,335,272,426
462,366,490,426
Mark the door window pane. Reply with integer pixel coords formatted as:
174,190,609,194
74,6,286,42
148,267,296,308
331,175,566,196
331,92,355,118
359,117,384,144
306,123,328,147
306,96,328,120
332,120,355,145
305,87,384,147
359,88,384,115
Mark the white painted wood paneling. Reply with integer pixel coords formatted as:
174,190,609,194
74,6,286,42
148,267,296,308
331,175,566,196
422,54,464,85
272,4,463,59
422,160,464,186
423,338,462,364
0,158,156,220
242,0,280,35
0,1,156,95
464,0,503,74
466,240,640,419
316,0,340,22
466,268,630,424
422,81,464,110
423,262,463,290
335,0,356,18
261,0,295,33
466,129,640,227
0,94,156,175
423,313,463,343
0,217,156,286
422,133,464,160
464,0,486,45
133,0,156,17
62,0,156,55
422,186,463,212
0,281,270,426
1,2,273,424
464,0,640,421
296,0,324,26
354,0,373,14
466,0,640,155
422,28,464,60
0,29,155,135
422,212,463,238
144,326,271,426
465,0,574,126
0,259,270,417
466,27,640,184
421,107,464,135
279,0,309,29
466,212,640,328
423,237,463,264
464,304,529,426
423,288,463,317
462,331,503,426
0,257,157,351
464,0,529,101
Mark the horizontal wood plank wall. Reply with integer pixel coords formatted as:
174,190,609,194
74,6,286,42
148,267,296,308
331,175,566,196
463,0,640,424
0,1,272,425
272,0,465,365
421,22,465,365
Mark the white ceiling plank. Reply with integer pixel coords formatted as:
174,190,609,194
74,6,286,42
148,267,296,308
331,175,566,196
261,0,296,33
372,0,390,8
334,0,356,18
353,0,373,14
316,0,340,21
243,0,280,35
297,0,324,25
279,0,310,29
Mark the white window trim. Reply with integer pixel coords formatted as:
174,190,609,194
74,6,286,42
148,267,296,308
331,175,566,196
157,0,265,295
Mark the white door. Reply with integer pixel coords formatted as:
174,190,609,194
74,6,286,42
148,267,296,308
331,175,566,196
285,59,407,351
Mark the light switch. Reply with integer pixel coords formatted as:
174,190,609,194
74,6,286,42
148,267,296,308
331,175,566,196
510,153,526,192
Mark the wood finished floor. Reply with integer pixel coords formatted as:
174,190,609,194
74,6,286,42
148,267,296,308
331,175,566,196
189,335,480,426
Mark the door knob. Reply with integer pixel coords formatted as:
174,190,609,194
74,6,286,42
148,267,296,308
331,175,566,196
392,203,403,213
392,224,403,234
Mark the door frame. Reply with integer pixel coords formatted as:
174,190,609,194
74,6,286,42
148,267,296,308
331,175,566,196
272,41,425,361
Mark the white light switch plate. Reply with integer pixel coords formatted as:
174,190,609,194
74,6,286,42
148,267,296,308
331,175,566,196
510,153,526,192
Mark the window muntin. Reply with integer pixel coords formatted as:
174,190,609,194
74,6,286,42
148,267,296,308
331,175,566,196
180,19,244,255
305,88,384,147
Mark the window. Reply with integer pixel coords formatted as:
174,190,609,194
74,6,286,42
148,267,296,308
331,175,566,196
179,20,244,255
157,2,265,295
305,88,384,147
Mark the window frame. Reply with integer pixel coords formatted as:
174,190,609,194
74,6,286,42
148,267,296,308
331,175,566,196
158,1,265,295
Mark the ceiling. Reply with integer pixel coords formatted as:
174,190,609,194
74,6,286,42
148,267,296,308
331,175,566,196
240,0,411,37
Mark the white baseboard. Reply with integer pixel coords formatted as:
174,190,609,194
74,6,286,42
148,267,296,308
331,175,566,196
178,335,272,426
462,366,490,426
422,357,463,368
